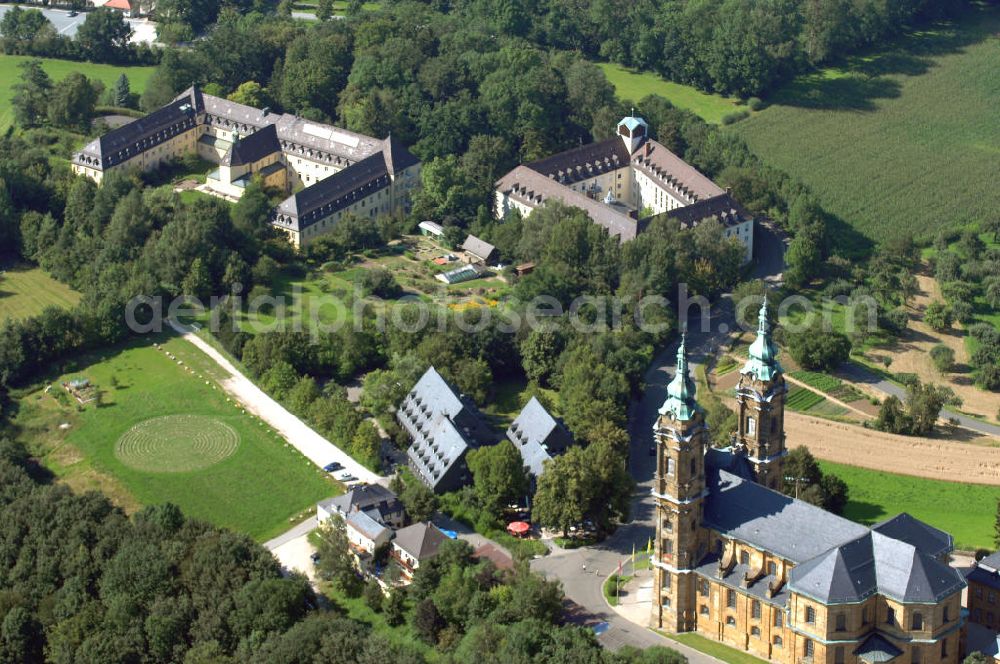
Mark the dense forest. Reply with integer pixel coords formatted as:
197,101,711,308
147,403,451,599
0,438,689,663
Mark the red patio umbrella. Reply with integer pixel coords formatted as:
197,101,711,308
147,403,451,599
507,521,530,537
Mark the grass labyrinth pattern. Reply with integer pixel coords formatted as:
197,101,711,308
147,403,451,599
116,415,240,473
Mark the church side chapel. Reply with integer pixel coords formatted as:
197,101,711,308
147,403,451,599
651,302,966,664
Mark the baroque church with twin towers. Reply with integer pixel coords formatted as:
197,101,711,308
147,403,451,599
651,301,966,664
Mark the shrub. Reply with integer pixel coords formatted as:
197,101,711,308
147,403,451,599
950,301,974,325
824,278,855,298
880,308,909,336
977,364,1000,391
721,109,750,125
923,301,952,332
747,97,765,111
359,268,402,299
929,345,955,373
363,580,384,613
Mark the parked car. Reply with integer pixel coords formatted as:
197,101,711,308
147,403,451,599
323,462,343,472
337,471,357,482
68,10,78,16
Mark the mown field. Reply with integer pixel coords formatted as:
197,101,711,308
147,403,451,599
597,62,745,125
820,460,1000,551
0,54,156,131
0,260,81,321
734,5,1000,247
11,336,336,541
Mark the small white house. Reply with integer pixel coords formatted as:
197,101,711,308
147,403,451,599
346,511,391,555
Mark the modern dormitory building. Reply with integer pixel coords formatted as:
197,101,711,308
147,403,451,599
506,396,575,487
397,367,496,493
651,302,966,664
495,116,754,263
72,86,421,248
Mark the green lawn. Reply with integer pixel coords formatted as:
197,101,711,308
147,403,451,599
669,632,768,664
734,5,1000,247
597,62,744,125
820,460,1000,551
0,54,156,131
12,335,336,541
0,260,81,321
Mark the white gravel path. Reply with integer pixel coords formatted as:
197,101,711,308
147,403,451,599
168,319,386,487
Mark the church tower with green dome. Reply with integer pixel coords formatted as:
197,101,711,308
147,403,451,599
735,298,788,490
651,334,710,632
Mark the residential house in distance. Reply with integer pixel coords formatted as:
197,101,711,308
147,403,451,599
398,367,496,493
506,396,575,485
967,552,1000,631
495,116,754,264
461,234,498,265
651,304,967,664
316,484,406,530
72,86,421,248
392,522,450,581
344,511,392,557
316,485,405,570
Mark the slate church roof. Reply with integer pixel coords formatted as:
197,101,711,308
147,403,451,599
221,123,280,167
703,447,965,606
506,397,574,477
871,513,953,560
703,458,869,564
788,530,964,605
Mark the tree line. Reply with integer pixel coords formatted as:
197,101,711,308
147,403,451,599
0,6,157,64
438,0,968,97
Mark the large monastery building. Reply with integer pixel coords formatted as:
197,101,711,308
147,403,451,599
495,116,754,263
72,86,420,248
652,302,966,664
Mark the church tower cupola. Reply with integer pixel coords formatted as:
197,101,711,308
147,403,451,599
742,297,781,381
617,116,648,154
659,334,699,422
735,298,788,490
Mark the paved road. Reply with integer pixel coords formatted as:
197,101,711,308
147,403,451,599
839,362,1000,438
265,516,318,551
168,319,387,486
531,221,787,654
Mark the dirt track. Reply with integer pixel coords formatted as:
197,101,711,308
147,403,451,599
784,411,1000,485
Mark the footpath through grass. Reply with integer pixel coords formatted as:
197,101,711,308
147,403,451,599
820,460,1000,551
0,260,81,321
12,335,336,541
734,5,1000,246
597,62,744,125
0,54,156,131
